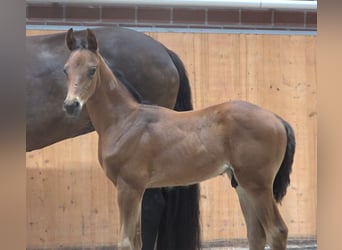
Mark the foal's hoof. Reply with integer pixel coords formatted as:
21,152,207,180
118,238,133,250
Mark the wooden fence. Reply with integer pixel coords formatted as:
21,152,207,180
26,29,317,249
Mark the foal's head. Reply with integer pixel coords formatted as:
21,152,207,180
63,28,100,117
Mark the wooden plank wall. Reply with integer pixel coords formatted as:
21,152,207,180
26,30,317,249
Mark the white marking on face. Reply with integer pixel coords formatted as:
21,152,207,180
76,96,84,108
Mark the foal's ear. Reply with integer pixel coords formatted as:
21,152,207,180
86,29,98,52
66,28,76,51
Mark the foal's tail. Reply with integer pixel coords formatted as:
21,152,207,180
273,117,296,203
156,47,201,250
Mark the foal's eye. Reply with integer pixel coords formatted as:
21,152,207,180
88,67,96,78
63,68,67,75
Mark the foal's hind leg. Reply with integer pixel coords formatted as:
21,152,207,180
236,182,287,250
235,186,266,250
116,177,144,250
248,190,288,250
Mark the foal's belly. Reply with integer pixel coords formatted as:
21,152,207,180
146,161,230,188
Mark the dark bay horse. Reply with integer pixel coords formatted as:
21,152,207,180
63,29,295,250
26,27,200,250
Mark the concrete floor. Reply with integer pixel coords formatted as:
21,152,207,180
27,237,317,250
202,237,317,250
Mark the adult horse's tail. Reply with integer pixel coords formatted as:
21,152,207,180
273,117,296,203
156,48,201,250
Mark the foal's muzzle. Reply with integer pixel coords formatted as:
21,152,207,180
63,99,81,117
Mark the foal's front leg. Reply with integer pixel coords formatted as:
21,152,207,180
116,177,144,250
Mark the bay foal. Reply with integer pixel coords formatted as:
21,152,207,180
63,29,295,250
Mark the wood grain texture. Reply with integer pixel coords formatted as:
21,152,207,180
26,30,317,248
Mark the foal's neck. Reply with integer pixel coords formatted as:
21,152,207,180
86,54,139,134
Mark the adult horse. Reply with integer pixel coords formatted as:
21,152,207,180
26,27,200,250
63,28,295,250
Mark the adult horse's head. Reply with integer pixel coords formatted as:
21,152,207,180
63,28,99,117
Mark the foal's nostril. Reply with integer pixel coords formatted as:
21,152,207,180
63,100,81,115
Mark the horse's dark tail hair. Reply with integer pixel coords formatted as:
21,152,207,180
273,116,296,203
165,47,193,111
156,47,201,250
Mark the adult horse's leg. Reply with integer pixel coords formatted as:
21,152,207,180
141,188,165,249
156,48,201,250
157,186,201,250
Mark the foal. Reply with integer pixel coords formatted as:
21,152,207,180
63,29,295,250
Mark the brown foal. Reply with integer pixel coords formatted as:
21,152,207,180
63,29,295,250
